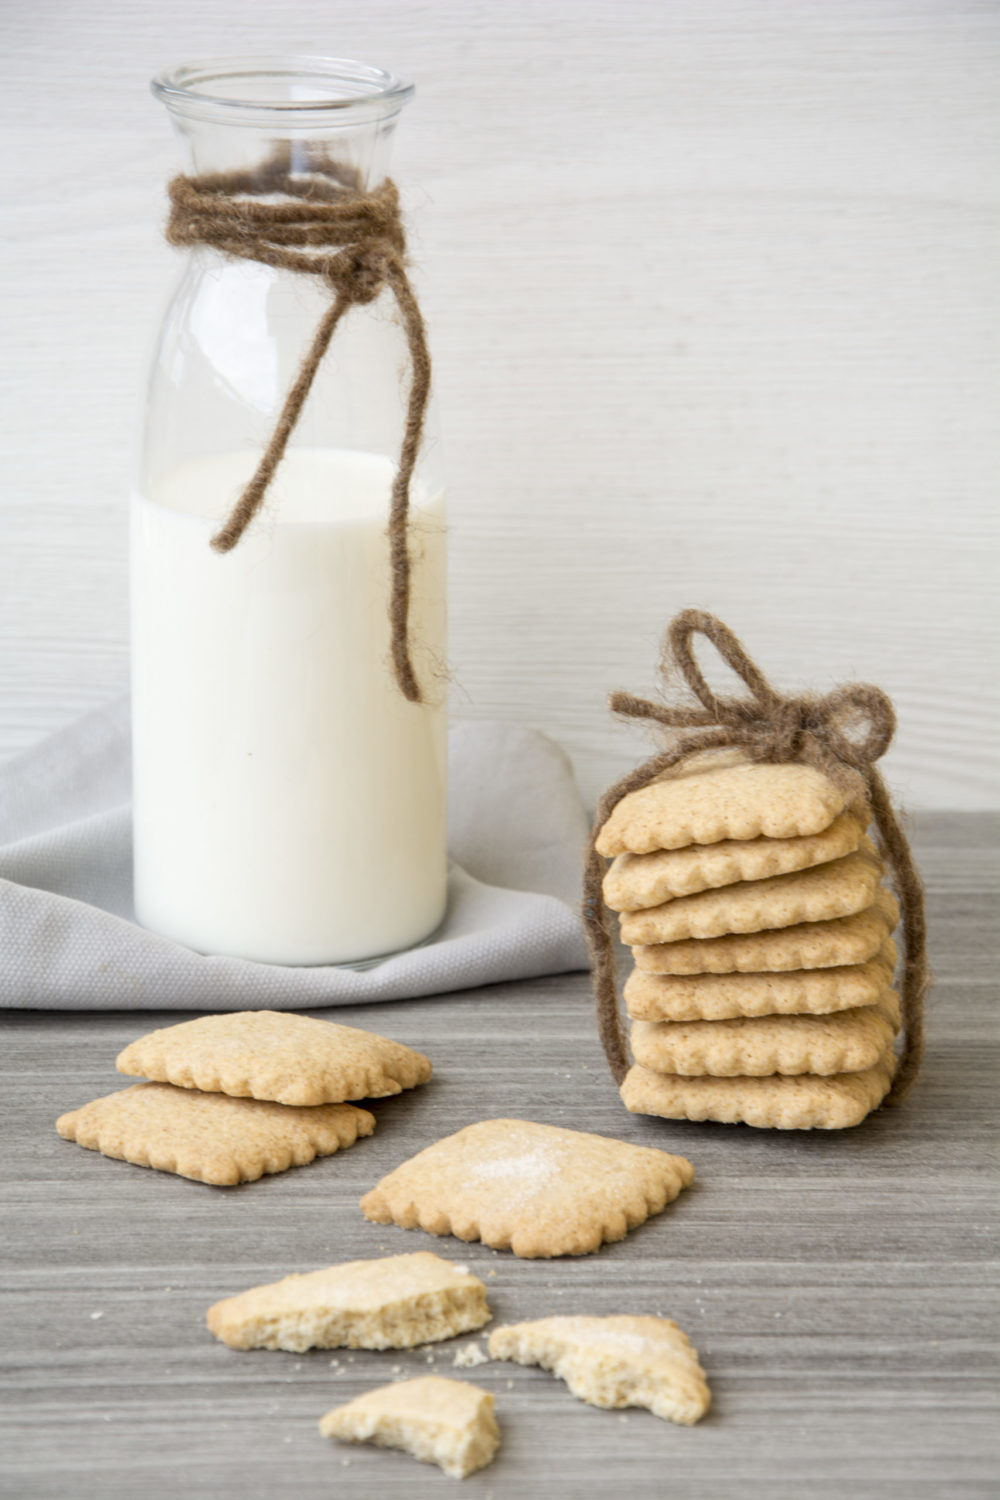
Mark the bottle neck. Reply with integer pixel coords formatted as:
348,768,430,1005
168,113,400,189
154,55,412,187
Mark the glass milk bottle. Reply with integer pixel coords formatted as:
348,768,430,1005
132,57,447,966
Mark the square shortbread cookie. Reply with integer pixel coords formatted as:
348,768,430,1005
603,811,867,911
621,1054,896,1129
632,888,898,974
56,1082,374,1185
319,1376,500,1479
360,1119,693,1258
488,1315,710,1425
618,848,882,945
206,1252,490,1351
629,991,899,1077
116,1010,431,1106
596,760,857,857
623,942,897,1021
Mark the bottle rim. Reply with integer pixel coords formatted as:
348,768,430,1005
151,54,414,125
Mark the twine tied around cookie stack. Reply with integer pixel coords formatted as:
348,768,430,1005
165,148,431,702
584,609,927,1124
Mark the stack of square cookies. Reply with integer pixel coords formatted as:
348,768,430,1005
56,1011,432,1185
597,757,900,1129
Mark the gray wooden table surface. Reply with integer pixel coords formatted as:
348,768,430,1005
2,812,997,1499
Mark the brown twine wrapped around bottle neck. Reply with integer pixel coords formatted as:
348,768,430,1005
165,149,431,703
583,609,927,1107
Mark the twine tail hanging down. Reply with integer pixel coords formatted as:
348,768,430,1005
583,609,928,1107
165,151,432,703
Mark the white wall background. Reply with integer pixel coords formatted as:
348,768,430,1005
2,0,997,809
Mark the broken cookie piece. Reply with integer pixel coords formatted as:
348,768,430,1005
206,1252,490,1352
319,1376,499,1479
488,1315,710,1425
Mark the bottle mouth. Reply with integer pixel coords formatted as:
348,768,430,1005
152,55,414,126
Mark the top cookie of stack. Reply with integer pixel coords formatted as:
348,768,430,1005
597,759,899,1130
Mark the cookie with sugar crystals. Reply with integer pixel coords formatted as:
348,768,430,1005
632,887,898,975
116,1010,431,1107
360,1119,693,1259
621,1054,896,1129
603,811,867,912
619,848,883,945
56,1082,374,1186
319,1376,499,1479
596,759,859,857
206,1252,490,1352
488,1315,710,1426
625,940,897,1021
630,991,899,1078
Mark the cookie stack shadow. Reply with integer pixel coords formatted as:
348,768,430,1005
597,760,902,1129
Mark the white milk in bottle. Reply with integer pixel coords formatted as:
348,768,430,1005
130,446,447,966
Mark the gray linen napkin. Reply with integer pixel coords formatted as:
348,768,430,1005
0,700,590,1008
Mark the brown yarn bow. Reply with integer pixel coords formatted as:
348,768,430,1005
583,609,927,1106
166,151,431,703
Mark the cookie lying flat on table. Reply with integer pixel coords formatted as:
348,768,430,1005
207,1252,490,1352
488,1315,710,1426
621,1054,896,1129
596,759,859,857
117,1010,431,1107
360,1119,693,1258
56,1083,374,1185
624,941,897,1020
603,811,867,911
319,1376,499,1480
630,992,899,1078
632,888,899,975
619,848,883,945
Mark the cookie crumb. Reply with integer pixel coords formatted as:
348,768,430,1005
452,1343,488,1369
